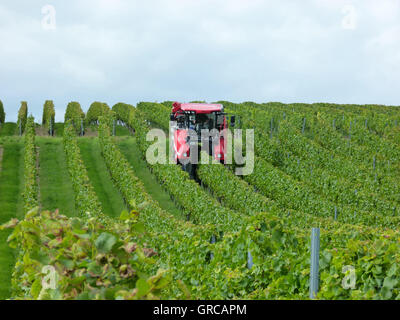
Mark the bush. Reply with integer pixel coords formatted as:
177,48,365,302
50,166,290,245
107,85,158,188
0,99,5,124
42,100,56,135
17,102,28,134
112,103,135,124
64,102,85,134
86,102,112,126
63,121,104,221
22,116,38,212
1,207,170,300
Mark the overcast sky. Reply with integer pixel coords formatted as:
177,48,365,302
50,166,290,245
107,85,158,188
0,0,399,122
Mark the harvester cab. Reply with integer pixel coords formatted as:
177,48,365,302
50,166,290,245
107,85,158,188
170,102,236,178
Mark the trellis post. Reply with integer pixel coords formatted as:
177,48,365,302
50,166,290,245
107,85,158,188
310,228,320,299
247,250,253,269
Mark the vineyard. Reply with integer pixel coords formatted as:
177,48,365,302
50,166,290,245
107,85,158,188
0,99,400,300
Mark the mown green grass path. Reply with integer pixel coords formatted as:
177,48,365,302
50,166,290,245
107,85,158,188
117,137,184,220
37,137,77,217
0,140,24,299
78,138,126,218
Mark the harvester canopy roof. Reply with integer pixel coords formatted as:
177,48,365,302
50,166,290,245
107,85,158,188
172,102,223,114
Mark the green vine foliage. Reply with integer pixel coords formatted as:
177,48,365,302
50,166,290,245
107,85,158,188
2,101,400,300
97,115,199,233
220,101,400,228
0,99,5,124
112,103,135,128
137,102,170,129
64,102,85,134
22,116,38,212
63,121,106,222
42,100,55,135
86,102,112,126
1,207,171,300
132,102,395,237
132,110,242,233
110,101,400,300
17,101,28,134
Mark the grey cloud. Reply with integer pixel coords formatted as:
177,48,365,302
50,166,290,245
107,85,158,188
0,0,399,122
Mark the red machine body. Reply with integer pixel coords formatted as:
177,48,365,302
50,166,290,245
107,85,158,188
170,102,229,164
172,103,223,114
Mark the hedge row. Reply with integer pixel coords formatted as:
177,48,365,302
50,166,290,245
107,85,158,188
86,102,112,126
0,99,5,124
17,102,28,134
42,100,55,135
112,103,135,131
111,101,400,299
63,121,106,223
22,116,39,212
97,115,204,234
2,207,171,299
64,102,85,134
